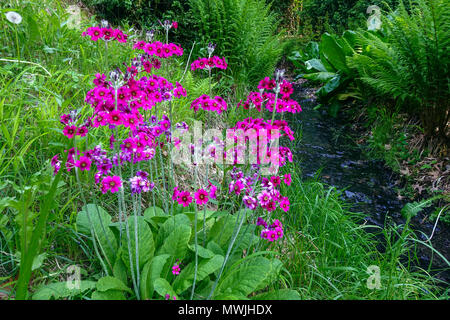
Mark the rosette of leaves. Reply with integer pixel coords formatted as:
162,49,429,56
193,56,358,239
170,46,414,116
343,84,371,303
32,205,299,300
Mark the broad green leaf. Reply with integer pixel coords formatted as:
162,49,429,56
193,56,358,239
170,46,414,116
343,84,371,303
173,255,224,294
207,215,238,249
156,214,190,247
157,224,191,259
188,244,215,258
215,256,272,298
77,204,117,270
144,206,166,219
305,59,327,72
207,241,224,256
113,256,128,285
32,281,96,300
140,254,171,300
302,72,336,82
320,33,349,73
153,278,177,299
91,289,126,300
96,276,132,294
121,216,155,272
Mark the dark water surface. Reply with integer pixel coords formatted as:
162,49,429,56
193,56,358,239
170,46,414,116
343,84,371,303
290,85,450,284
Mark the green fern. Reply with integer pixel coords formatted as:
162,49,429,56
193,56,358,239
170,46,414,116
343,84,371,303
348,0,450,140
189,0,283,86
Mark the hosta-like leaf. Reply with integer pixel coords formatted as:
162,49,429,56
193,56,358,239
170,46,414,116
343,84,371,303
121,216,154,272
215,256,272,298
96,276,132,294
157,224,191,259
140,254,171,300
91,289,126,300
32,281,96,300
173,255,224,294
156,214,191,247
153,278,177,299
77,204,117,270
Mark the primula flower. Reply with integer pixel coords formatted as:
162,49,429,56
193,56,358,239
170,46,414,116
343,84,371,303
75,156,92,171
283,173,292,186
279,197,290,212
194,189,209,206
172,264,180,275
101,176,122,194
177,191,192,207
77,126,89,137
63,125,77,139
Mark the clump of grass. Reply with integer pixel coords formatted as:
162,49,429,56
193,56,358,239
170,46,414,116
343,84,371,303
275,166,448,299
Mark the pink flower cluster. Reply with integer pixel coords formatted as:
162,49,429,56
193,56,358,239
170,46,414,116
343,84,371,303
172,183,217,207
190,56,227,71
84,73,186,132
228,118,294,168
129,171,154,194
133,41,183,59
238,78,301,114
190,95,227,114
258,218,284,242
82,26,128,43
229,168,291,213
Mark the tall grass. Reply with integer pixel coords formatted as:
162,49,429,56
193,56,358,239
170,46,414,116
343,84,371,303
274,166,448,299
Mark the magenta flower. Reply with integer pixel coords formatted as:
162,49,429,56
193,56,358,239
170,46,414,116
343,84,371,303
177,191,192,207
194,189,209,206
101,176,122,194
283,173,292,186
172,264,180,275
279,197,290,212
63,125,77,139
75,156,92,171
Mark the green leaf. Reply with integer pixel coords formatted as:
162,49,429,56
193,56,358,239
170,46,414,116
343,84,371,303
302,72,336,82
156,214,191,247
153,278,177,299
173,255,224,294
112,256,128,285
188,244,215,259
252,289,301,300
91,289,126,300
96,276,132,294
215,256,272,298
32,281,96,300
144,206,166,219
320,33,349,73
157,224,191,259
121,216,155,272
77,204,117,270
305,59,327,72
140,254,171,300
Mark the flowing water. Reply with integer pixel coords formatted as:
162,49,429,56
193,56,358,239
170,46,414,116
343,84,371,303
290,84,450,283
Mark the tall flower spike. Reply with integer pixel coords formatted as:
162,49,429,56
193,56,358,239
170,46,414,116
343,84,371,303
146,29,155,42
207,42,216,57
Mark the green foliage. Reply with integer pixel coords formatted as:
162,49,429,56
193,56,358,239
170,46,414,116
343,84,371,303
349,0,450,140
278,165,447,299
45,205,291,300
189,0,283,86
290,31,363,116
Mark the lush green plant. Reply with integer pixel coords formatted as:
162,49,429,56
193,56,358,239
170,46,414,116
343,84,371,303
290,31,363,116
30,205,299,300
349,0,450,141
189,0,283,86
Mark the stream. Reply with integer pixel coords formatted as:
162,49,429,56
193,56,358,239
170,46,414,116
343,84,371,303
290,83,450,284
